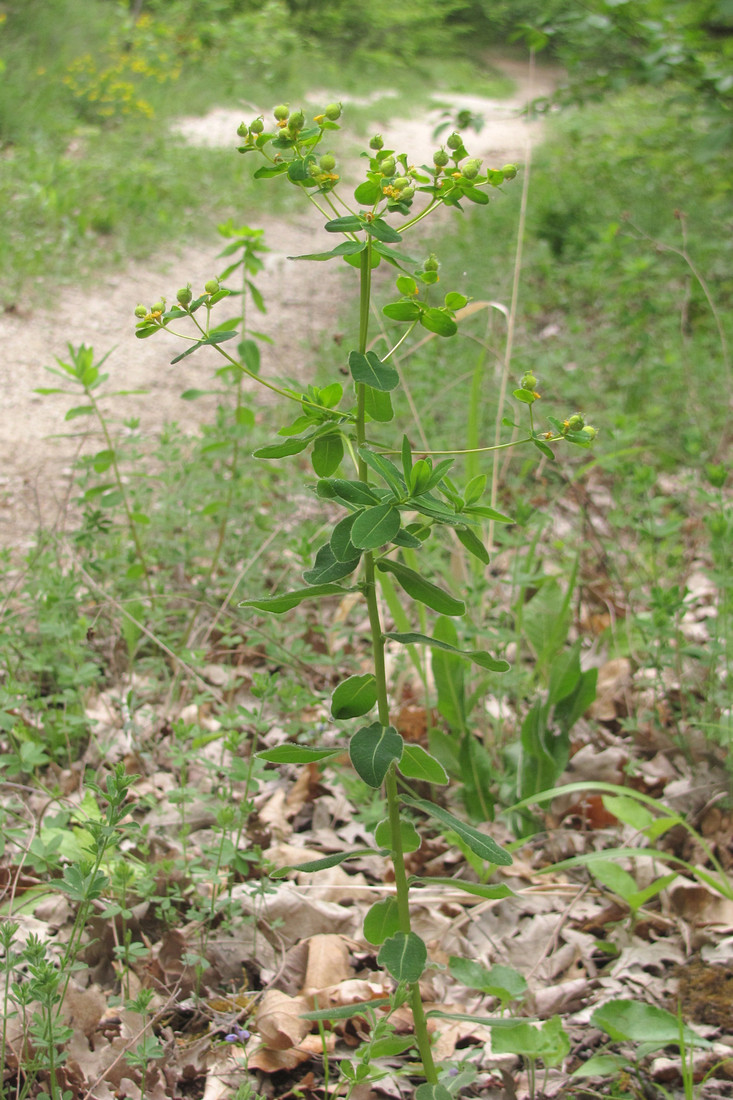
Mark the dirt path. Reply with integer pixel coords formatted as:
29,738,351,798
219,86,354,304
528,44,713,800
0,60,560,549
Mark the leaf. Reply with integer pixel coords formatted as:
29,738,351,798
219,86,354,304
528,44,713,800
591,999,710,1050
490,1017,570,1066
363,898,401,945
378,931,427,983
256,746,340,763
331,675,378,720
358,447,405,496
253,436,311,459
240,583,351,614
399,744,448,785
415,878,515,902
402,796,513,866
385,631,509,672
169,329,238,364
348,350,399,392
330,513,359,562
365,217,402,243
290,240,366,262
455,524,490,565
349,722,403,786
64,405,94,420
449,958,527,1001
375,816,421,853
317,477,380,507
420,308,458,337
325,215,363,233
444,291,468,309
351,504,401,549
300,998,392,1021
354,179,383,204
364,385,394,422
383,300,421,322
303,542,361,584
311,433,343,476
377,560,465,616
416,1087,453,1100
270,849,381,878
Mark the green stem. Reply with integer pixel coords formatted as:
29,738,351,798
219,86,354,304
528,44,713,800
355,243,438,1086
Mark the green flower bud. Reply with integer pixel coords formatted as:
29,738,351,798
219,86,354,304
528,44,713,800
273,104,289,121
177,285,193,307
237,122,248,138
380,156,396,177
151,300,165,314
502,163,518,180
204,278,220,295
520,372,537,391
423,254,439,272
288,108,305,131
319,153,336,171
433,148,450,167
461,158,482,180
324,102,342,120
250,117,264,134
446,131,462,150
369,134,384,150
566,414,584,432
581,425,597,440
134,304,148,318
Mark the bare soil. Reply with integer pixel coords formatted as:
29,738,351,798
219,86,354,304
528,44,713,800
0,60,560,550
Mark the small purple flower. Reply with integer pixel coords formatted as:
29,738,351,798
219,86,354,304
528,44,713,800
224,1024,250,1044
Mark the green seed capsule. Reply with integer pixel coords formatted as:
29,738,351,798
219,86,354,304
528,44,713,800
319,153,336,171
204,278,220,295
461,158,482,180
288,109,305,131
177,286,193,307
250,117,264,134
273,104,289,120
433,149,449,167
236,122,248,138
423,254,439,272
581,425,597,440
369,134,384,150
398,185,415,200
521,372,537,391
566,414,585,431
446,131,462,150
151,300,165,314
502,164,518,180
380,156,396,177
134,304,148,318
324,102,342,120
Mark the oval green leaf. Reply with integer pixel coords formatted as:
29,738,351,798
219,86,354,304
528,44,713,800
348,350,399,392
331,675,378,720
350,504,401,550
377,560,465,616
374,816,421,853
399,744,448,785
378,931,427,983
363,898,401,945
349,722,403,786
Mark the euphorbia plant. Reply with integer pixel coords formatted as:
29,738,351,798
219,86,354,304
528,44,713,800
134,101,594,1094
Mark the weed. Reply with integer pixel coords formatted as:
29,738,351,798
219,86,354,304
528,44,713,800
135,98,594,1092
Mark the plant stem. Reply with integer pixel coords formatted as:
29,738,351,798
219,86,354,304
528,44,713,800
355,243,438,1086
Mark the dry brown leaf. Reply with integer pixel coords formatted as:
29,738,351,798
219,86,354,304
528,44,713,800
669,880,733,930
255,990,310,1050
588,657,632,721
302,934,352,995
246,1041,312,1073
